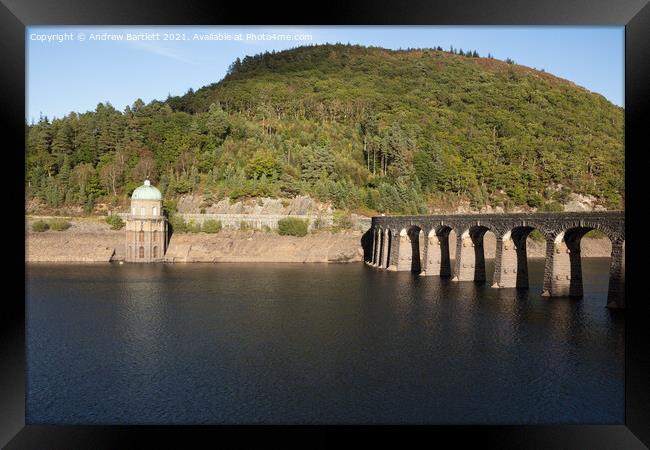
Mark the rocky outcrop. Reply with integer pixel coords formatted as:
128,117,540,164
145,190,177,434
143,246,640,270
563,193,607,212
177,194,333,216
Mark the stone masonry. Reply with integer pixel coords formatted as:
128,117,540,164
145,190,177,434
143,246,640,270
367,212,625,308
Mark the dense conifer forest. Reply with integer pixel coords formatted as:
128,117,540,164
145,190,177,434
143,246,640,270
26,44,624,215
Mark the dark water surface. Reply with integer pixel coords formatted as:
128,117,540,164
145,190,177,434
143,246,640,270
26,259,624,424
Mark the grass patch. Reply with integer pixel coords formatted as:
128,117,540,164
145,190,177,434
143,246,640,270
31,220,49,232
202,219,222,233
584,229,607,239
528,229,545,242
48,219,71,231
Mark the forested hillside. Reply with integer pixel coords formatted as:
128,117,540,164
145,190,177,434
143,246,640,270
26,44,624,215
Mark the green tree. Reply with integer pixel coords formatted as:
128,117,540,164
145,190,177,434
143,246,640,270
245,150,282,180
301,145,334,182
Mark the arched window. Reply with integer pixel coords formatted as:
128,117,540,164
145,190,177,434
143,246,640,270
153,246,158,258
153,230,158,242
132,207,136,215
139,230,144,242
140,207,145,216
153,206,157,216
139,246,144,258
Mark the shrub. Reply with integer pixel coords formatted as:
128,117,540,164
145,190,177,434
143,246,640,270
105,214,125,230
172,179,192,194
199,198,213,209
83,197,95,214
32,220,49,232
187,219,202,233
333,211,353,230
170,215,187,233
540,201,563,212
526,193,544,208
244,150,282,180
163,199,178,216
239,221,252,231
277,217,309,237
312,215,329,231
48,219,71,231
202,219,222,233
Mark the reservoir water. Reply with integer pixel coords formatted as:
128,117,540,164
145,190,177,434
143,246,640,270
26,259,624,424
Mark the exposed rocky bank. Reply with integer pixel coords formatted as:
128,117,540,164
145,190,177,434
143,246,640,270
26,217,613,264
163,231,363,263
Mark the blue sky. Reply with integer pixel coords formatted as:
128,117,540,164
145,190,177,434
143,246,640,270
27,26,624,123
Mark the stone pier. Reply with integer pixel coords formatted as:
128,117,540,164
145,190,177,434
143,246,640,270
423,228,452,277
454,227,487,282
380,229,391,268
607,239,625,309
493,227,531,288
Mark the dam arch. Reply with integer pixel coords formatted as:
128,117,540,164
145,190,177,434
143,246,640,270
369,212,625,308
542,224,621,305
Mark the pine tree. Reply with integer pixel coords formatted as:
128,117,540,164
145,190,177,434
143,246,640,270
359,107,378,172
301,145,334,182
58,155,71,185
132,98,145,113
51,121,74,160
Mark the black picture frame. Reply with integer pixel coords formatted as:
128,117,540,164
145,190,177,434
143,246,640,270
3,0,649,447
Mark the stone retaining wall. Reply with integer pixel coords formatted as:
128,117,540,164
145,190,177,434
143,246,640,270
117,212,371,232
179,213,330,231
26,231,123,262
163,231,364,263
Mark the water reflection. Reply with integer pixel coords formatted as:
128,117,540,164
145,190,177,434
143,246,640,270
26,259,623,424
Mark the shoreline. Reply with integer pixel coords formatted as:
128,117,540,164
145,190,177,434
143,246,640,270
27,255,617,265
25,228,614,263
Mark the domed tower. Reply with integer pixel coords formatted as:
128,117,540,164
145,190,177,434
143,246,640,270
125,180,167,262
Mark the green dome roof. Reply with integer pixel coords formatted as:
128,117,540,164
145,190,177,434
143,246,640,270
131,180,162,200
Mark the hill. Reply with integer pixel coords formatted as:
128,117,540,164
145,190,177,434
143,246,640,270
26,44,624,216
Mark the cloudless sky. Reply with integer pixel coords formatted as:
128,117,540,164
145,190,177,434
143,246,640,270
27,26,624,123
